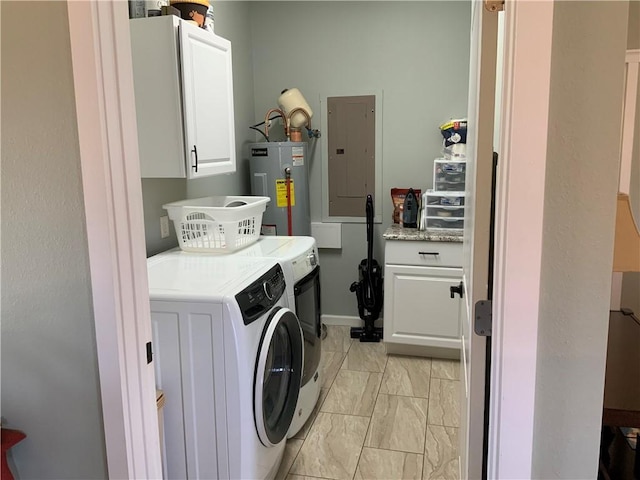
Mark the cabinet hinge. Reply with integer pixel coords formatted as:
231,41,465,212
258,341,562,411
474,300,492,336
484,0,504,12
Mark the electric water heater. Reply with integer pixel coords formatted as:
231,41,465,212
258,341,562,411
249,142,311,236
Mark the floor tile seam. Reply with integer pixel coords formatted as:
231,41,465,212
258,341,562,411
337,367,386,376
356,355,383,480
322,347,351,354
324,352,348,391
315,410,379,422
428,374,461,428
351,408,374,480
339,367,386,376
421,388,432,469
426,421,460,429
376,391,430,455
290,474,332,480
360,445,426,457
287,468,337,480
425,423,460,430
286,441,305,480
376,390,430,400
319,408,375,418
328,366,385,416
337,330,376,480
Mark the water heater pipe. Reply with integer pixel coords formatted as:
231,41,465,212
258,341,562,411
286,107,312,142
264,108,287,140
285,167,293,236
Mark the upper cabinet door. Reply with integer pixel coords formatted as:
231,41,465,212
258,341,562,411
179,23,236,178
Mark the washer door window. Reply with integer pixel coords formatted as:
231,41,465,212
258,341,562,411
254,307,303,446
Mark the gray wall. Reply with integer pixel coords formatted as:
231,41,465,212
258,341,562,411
141,1,257,256
1,1,108,478
141,179,185,256
250,1,471,316
532,1,629,478
622,0,640,313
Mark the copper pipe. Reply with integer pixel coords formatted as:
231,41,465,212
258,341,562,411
286,107,312,136
289,128,302,142
264,108,287,140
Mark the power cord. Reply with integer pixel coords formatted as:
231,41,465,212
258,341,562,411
619,307,640,327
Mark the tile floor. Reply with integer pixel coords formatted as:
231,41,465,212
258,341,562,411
276,325,461,480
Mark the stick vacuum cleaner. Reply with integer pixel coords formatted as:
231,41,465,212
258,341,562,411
349,195,384,342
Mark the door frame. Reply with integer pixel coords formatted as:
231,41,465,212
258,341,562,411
66,0,558,477
67,2,162,477
488,1,554,478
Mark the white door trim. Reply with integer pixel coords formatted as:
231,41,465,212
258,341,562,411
619,49,640,194
488,1,554,478
67,2,162,478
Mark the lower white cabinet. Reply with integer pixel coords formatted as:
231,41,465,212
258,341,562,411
383,240,462,355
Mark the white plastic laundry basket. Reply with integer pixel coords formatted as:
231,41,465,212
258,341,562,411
163,196,270,253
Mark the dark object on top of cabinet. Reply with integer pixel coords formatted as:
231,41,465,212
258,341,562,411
402,188,419,228
170,0,208,27
161,5,181,17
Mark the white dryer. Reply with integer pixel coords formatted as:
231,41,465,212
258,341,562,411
147,251,304,480
231,236,322,437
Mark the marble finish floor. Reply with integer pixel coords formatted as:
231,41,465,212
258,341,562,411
276,325,461,480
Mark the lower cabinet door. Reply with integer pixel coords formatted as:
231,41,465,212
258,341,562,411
384,264,462,349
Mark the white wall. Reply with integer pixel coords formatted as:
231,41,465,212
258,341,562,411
532,1,629,478
0,1,108,477
250,1,471,316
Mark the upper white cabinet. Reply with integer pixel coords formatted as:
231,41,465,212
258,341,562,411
130,16,236,178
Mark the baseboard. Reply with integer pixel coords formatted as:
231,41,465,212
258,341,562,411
321,314,383,328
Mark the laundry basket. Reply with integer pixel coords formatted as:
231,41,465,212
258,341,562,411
163,196,270,253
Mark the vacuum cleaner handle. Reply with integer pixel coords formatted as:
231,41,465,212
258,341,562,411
366,195,374,264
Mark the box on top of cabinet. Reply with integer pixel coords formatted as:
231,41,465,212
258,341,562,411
130,15,236,179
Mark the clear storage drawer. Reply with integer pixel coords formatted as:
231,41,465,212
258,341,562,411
426,206,465,218
434,159,466,183
424,191,465,207
426,217,464,230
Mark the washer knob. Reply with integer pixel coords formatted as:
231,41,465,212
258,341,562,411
308,251,317,267
263,282,273,300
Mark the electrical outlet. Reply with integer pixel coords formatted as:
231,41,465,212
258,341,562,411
160,215,170,239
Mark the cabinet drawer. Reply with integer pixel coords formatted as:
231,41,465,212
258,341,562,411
385,240,462,267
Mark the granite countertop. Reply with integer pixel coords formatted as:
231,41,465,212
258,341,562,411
383,224,463,243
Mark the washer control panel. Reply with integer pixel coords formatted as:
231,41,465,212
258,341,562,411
291,247,318,282
236,264,286,325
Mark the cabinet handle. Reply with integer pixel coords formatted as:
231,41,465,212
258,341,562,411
450,281,464,299
418,251,439,256
191,145,198,173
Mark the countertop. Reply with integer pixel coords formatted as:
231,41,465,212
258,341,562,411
383,224,463,243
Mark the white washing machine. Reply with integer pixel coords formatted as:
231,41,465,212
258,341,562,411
147,251,304,480
230,236,322,437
